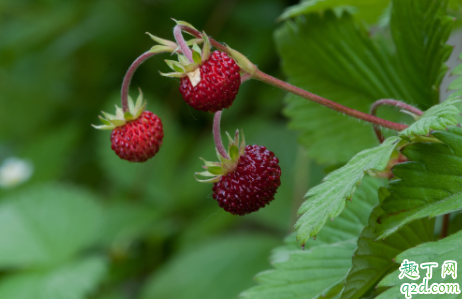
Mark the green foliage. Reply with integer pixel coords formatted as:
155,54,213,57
0,184,106,299
399,97,462,138
378,127,462,239
276,0,452,164
295,137,399,245
377,229,462,298
340,203,435,299
278,0,391,24
241,177,381,299
140,234,279,299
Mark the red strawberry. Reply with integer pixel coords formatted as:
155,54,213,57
160,32,242,113
179,51,240,112
196,131,281,215
93,91,163,163
111,111,163,162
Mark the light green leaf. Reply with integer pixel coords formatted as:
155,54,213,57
0,256,106,299
241,177,381,299
399,97,462,138
0,183,102,268
377,230,462,298
377,126,462,239
139,234,279,299
278,0,391,24
295,136,399,245
340,203,435,299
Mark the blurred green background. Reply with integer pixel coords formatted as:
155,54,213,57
0,0,327,298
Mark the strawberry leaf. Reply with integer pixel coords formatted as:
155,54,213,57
377,229,462,298
377,126,462,239
295,136,399,246
241,177,381,299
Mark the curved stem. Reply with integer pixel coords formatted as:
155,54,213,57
370,99,423,143
174,25,194,63
178,25,408,132
213,111,229,159
121,51,162,112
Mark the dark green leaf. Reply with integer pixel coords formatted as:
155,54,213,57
377,126,462,239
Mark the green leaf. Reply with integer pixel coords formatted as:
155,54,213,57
295,136,399,245
139,234,279,299
340,204,435,299
0,183,102,267
377,230,462,298
241,177,381,299
391,0,453,109
276,0,452,164
0,256,106,299
377,126,462,239
399,97,462,138
278,0,391,24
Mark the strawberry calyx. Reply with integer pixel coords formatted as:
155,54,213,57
92,90,147,130
160,30,212,87
195,129,246,183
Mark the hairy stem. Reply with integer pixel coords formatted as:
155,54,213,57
174,25,194,63
370,99,424,142
121,51,160,112
441,213,450,239
178,25,408,131
213,111,230,159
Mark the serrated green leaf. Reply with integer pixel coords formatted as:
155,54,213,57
0,256,106,299
399,97,462,138
377,230,462,298
277,0,452,164
0,183,102,267
278,0,391,24
340,204,435,299
295,136,399,245
377,126,462,239
451,63,462,76
448,75,462,91
241,177,381,299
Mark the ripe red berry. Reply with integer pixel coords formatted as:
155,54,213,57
179,51,241,112
212,145,281,215
110,111,163,162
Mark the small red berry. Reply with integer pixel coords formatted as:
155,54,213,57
179,51,241,112
110,111,163,162
212,145,281,215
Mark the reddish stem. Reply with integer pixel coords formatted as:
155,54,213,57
173,25,194,63
370,99,424,143
213,111,230,159
178,25,408,132
121,51,161,112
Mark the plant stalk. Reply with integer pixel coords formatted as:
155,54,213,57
370,99,424,142
173,25,194,63
213,111,230,159
178,25,408,132
441,213,450,239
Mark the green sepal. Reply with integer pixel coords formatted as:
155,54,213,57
201,32,211,63
172,19,197,31
186,38,203,46
159,71,187,78
178,54,190,65
225,45,257,76
93,89,148,131
191,44,202,64
146,32,177,48
149,45,175,54
195,129,247,183
229,145,239,161
165,60,185,73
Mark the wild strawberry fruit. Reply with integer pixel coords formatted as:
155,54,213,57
92,91,163,162
196,130,281,215
160,33,241,112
